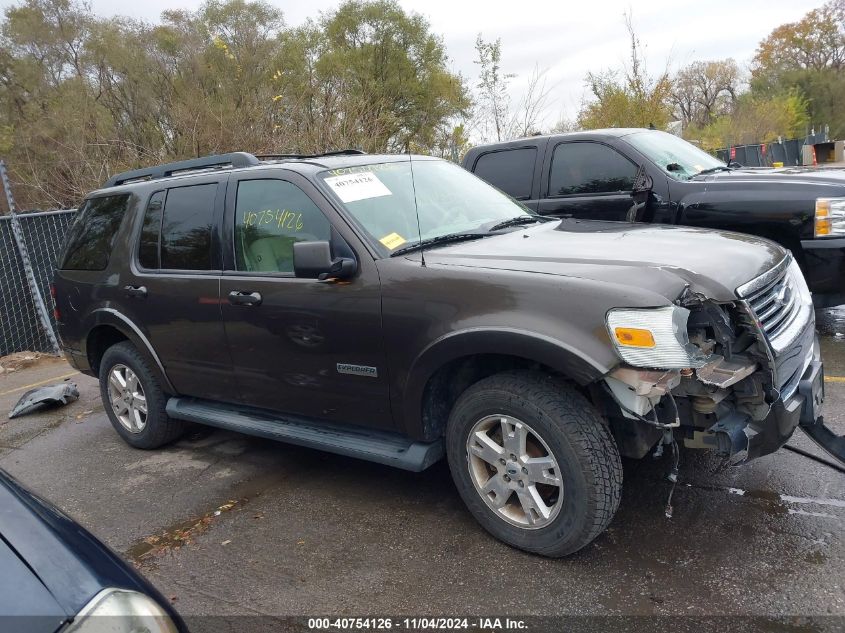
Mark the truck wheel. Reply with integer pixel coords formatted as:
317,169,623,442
446,371,622,557
99,341,184,449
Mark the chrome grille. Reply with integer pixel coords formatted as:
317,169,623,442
746,270,800,339
737,255,813,357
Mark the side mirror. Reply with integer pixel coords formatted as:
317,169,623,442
632,164,653,195
293,241,357,280
627,165,654,223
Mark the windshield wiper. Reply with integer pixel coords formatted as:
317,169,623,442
390,232,489,257
487,215,552,232
694,165,734,176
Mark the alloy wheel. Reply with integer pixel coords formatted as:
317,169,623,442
466,414,563,529
108,364,148,433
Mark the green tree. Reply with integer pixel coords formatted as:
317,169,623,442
751,0,845,137
686,90,809,151
271,0,469,155
576,12,672,130
0,0,470,209
473,36,513,142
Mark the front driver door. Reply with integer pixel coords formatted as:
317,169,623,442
537,141,639,221
219,170,392,429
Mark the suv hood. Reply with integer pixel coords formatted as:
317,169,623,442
424,219,785,302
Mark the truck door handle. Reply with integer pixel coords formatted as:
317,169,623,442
124,285,147,298
228,291,262,306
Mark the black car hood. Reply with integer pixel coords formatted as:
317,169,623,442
0,469,180,626
424,219,785,302
694,166,845,192
0,537,66,633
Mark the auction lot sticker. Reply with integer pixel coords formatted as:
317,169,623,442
325,171,392,203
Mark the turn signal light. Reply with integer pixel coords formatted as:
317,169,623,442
815,199,831,236
613,327,656,348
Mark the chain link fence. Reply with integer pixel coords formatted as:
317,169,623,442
0,210,77,356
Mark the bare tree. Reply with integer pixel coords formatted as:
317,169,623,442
671,59,741,127
472,36,551,142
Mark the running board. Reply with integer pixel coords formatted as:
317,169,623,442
799,416,845,466
166,398,444,472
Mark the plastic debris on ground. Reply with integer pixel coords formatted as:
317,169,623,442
8,382,80,419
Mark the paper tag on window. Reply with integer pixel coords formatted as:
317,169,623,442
324,171,392,203
379,232,407,250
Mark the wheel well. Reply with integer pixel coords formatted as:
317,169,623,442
420,354,561,441
87,326,129,376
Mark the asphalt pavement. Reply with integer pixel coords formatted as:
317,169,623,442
1,312,843,630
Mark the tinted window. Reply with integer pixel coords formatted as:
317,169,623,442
473,148,536,199
138,190,165,269
235,179,331,273
61,194,130,270
549,143,636,196
160,184,217,270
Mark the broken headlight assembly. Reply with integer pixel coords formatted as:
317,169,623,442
606,306,708,369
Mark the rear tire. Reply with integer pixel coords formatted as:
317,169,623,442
446,370,622,557
99,341,184,449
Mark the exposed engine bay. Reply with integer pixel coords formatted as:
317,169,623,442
602,293,800,465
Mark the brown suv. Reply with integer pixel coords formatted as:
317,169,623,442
54,151,825,557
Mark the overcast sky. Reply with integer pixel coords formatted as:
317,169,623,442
0,0,819,126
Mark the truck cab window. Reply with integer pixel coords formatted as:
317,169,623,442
234,179,331,273
549,142,636,196
473,148,536,200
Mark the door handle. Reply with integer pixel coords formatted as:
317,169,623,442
228,291,262,306
124,285,147,298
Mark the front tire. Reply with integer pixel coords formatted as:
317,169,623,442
446,371,622,557
99,341,184,449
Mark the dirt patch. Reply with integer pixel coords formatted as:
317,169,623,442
127,499,242,564
0,352,63,374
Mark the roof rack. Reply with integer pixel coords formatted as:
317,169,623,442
103,152,261,188
254,149,367,161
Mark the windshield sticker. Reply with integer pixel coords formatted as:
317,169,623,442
379,232,407,250
327,163,402,177
324,171,392,203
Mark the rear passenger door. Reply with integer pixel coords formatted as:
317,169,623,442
219,171,392,429
124,176,232,402
538,141,638,221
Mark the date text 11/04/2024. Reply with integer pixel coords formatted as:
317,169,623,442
307,618,528,630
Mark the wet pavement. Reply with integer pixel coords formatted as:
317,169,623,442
0,312,844,627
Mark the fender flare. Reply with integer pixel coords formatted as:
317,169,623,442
84,308,176,394
401,327,610,439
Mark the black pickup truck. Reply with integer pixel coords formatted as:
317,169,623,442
463,129,845,307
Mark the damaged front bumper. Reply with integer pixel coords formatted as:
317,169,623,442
606,334,825,464
707,358,824,463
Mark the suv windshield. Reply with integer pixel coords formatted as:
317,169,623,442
319,159,532,255
625,130,725,180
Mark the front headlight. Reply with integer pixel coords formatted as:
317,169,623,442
815,197,845,237
606,306,706,369
63,589,179,633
